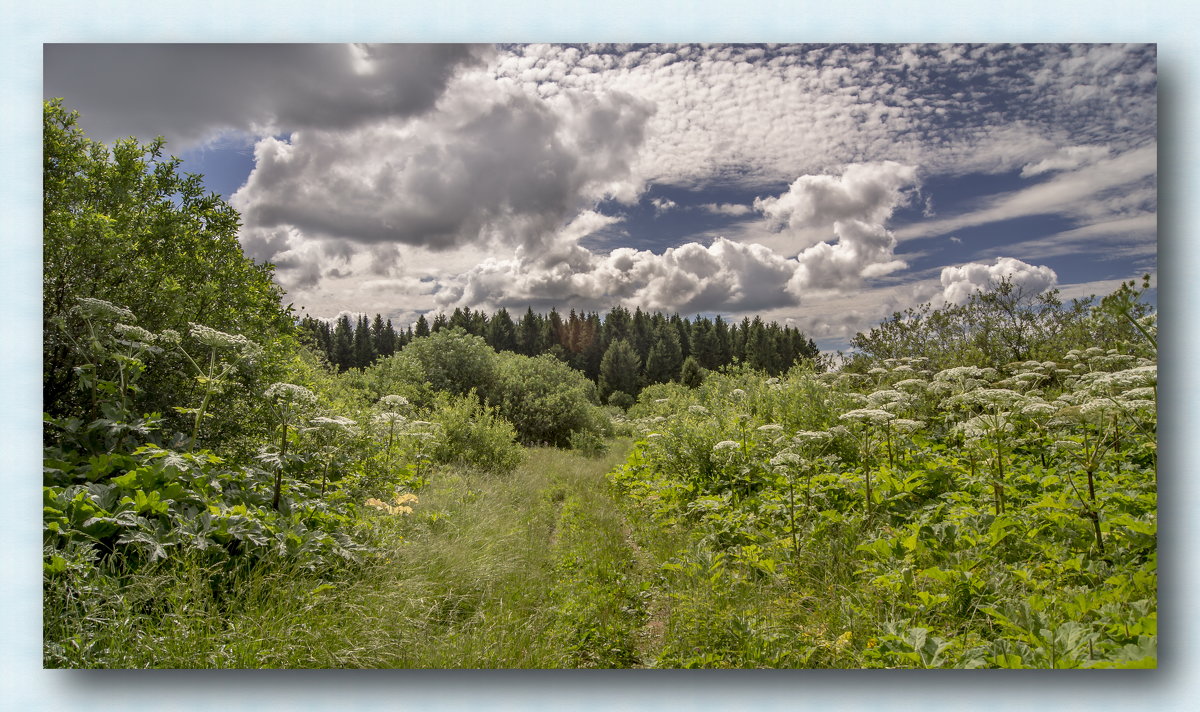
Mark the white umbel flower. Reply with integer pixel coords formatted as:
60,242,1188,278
75,297,135,322
264,382,317,406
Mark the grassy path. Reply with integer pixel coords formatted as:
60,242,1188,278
356,438,658,668
300,439,657,668
49,440,667,668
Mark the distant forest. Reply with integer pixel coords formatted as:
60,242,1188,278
300,306,820,388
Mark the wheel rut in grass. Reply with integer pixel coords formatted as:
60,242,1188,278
359,439,676,668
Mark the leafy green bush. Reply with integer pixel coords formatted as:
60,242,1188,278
607,391,635,410
43,100,298,433
492,352,608,447
426,392,523,474
385,328,498,404
848,276,1156,372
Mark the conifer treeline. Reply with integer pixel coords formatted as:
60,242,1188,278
300,306,819,391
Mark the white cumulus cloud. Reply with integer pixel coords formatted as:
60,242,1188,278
437,162,919,314
754,161,918,253
940,257,1058,304
232,75,655,276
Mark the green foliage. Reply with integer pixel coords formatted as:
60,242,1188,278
384,328,498,404
644,321,684,384
310,303,820,393
607,391,635,411
361,333,611,452
679,355,705,388
40,108,1157,669
848,277,1152,371
608,306,1157,667
599,338,643,401
43,99,297,426
493,352,608,447
425,392,523,474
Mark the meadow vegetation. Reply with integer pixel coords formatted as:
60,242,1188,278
43,99,1156,668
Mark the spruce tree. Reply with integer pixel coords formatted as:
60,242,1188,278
599,338,642,402
332,315,354,372
644,321,683,383
680,355,705,388
354,314,376,368
517,307,541,355
713,315,732,367
370,314,387,358
488,307,518,352
380,318,398,357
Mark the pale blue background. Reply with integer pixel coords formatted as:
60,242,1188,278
3,1,1192,709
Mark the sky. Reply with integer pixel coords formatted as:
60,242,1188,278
43,43,1158,351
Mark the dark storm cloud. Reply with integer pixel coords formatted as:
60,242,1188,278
43,43,484,147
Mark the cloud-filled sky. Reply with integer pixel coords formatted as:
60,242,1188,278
43,43,1157,350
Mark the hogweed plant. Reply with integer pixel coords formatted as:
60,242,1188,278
372,395,414,473
1050,381,1153,556
768,450,805,573
48,298,176,457
374,411,408,471
398,420,440,488
838,408,896,515
865,389,916,467
305,416,358,497
944,388,1027,515
60,297,156,416
262,382,317,510
176,323,262,451
790,429,836,510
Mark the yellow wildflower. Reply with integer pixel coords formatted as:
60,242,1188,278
365,496,415,515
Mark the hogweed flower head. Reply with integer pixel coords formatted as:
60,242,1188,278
188,323,263,362
190,323,246,349
891,419,925,434
793,430,833,447
1122,387,1156,402
156,328,182,347
770,451,802,468
75,297,135,323
374,411,407,426
310,415,357,431
264,382,317,407
1020,401,1058,418
894,378,928,393
113,323,155,345
839,408,896,427
379,394,410,409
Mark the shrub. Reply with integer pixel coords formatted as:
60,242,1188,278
426,392,523,474
492,352,608,448
43,100,297,428
607,391,635,411
386,328,498,404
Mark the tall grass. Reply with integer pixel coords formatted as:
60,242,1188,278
45,443,639,668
